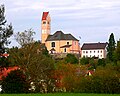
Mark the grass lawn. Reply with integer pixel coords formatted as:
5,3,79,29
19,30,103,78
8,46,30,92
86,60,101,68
0,93,119,96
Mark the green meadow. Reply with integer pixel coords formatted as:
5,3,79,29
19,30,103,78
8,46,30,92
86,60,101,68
0,93,120,96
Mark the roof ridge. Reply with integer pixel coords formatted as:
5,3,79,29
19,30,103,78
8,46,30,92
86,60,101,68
46,31,79,41
81,42,107,50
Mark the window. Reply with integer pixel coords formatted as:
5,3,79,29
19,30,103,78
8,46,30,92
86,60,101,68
98,51,99,53
43,21,46,24
94,51,95,53
67,42,69,45
64,48,66,52
86,51,88,53
83,51,85,53
101,50,102,53
51,42,55,47
90,51,92,53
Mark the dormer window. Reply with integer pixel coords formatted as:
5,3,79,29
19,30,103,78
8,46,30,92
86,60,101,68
51,42,55,47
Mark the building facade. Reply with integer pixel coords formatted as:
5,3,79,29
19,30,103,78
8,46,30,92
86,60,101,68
41,12,80,54
81,43,108,59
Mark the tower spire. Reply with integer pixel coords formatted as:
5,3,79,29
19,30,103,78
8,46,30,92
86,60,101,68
41,12,51,43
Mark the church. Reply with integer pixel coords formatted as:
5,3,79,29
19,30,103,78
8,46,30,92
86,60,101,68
41,12,81,54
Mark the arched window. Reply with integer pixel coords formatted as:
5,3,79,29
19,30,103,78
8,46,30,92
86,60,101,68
51,42,55,47
43,21,46,24
64,48,66,52
67,42,69,45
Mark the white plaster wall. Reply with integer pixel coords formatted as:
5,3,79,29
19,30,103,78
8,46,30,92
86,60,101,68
81,49,107,59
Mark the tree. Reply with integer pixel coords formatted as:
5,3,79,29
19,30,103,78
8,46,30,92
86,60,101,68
2,69,29,93
0,5,13,67
112,40,120,65
80,56,89,65
107,33,116,61
97,59,106,67
116,40,120,61
14,28,35,47
64,54,78,64
8,42,55,92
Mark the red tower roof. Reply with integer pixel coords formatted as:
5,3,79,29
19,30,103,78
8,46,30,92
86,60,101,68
42,12,49,20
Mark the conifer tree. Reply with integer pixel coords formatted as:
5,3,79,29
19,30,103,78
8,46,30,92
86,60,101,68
107,33,116,61
0,4,13,67
116,40,120,61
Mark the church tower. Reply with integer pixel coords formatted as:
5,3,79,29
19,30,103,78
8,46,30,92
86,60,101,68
41,12,51,43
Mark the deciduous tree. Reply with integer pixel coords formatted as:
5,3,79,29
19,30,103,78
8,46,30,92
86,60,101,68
14,29,35,47
8,42,55,92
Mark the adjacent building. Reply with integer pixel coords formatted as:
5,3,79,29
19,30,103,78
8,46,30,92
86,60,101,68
81,43,108,59
41,12,80,54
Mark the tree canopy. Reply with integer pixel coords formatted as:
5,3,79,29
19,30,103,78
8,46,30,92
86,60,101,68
14,28,35,47
2,69,29,93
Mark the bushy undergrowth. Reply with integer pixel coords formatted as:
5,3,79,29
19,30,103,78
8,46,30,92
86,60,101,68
64,65,120,94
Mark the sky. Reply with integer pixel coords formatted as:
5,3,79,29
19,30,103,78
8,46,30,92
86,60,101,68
1,0,120,47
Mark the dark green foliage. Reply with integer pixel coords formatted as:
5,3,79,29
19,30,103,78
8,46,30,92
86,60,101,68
107,33,115,61
89,58,97,69
116,40,120,61
35,41,49,57
0,4,13,68
98,59,106,67
0,56,9,67
80,57,89,65
0,5,13,53
2,69,29,93
64,54,78,64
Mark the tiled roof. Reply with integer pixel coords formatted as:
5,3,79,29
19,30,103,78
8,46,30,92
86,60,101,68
46,31,78,41
0,53,9,57
81,43,107,50
42,12,49,20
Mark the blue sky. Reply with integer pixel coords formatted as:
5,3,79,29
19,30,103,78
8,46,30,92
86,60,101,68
1,0,120,47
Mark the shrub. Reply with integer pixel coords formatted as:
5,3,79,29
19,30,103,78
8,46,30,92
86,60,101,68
64,54,78,64
2,69,29,93
80,57,89,65
97,59,106,67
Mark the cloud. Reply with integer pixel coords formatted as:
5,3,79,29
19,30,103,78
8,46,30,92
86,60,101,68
1,0,120,47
